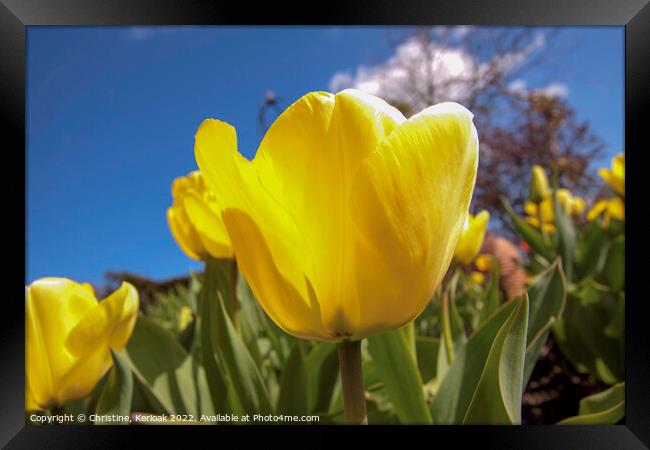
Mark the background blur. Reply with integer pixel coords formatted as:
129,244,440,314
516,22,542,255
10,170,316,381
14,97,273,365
26,26,623,287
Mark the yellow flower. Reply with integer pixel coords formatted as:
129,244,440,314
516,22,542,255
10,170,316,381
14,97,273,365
529,165,552,203
524,188,585,232
598,153,624,196
454,210,490,265
587,197,625,226
178,306,194,331
474,253,493,272
470,271,485,285
195,90,478,341
26,278,139,411
167,170,233,260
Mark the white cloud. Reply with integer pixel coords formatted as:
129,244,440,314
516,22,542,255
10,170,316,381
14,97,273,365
540,83,569,98
329,31,549,110
508,79,527,94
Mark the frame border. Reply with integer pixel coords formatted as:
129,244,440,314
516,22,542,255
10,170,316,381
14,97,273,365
4,0,648,447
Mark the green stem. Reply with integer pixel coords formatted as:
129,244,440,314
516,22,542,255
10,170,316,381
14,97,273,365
403,322,416,362
337,340,367,425
441,289,455,364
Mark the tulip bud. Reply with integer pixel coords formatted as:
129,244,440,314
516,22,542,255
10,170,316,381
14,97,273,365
454,210,490,265
529,165,552,203
167,171,233,261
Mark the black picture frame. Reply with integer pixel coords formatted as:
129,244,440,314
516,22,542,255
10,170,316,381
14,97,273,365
4,0,648,447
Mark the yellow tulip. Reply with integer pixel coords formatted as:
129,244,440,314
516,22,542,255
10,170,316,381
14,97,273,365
529,165,552,203
195,89,478,342
26,278,139,411
470,271,485,285
178,306,194,331
524,188,585,232
598,153,624,196
587,197,625,226
454,210,490,265
474,253,493,272
167,170,233,260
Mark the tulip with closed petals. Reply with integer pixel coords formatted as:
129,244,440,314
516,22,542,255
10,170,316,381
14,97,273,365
524,189,585,232
529,165,552,203
195,90,478,342
26,278,139,411
454,210,490,265
167,170,233,260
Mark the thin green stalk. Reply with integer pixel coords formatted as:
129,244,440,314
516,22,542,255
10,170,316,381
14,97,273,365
403,321,417,362
441,289,455,364
337,340,367,425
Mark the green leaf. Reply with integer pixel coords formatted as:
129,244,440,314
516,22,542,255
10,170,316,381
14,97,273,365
237,276,264,365
202,256,273,416
306,343,339,414
277,341,310,415
415,336,439,383
199,258,230,413
557,382,625,424
553,194,577,283
523,258,567,386
554,283,624,384
124,316,214,416
368,329,433,424
431,295,529,424
94,350,133,424
502,198,554,261
479,259,502,326
598,235,624,291
575,219,608,279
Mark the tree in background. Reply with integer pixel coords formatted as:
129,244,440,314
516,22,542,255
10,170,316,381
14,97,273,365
325,26,605,233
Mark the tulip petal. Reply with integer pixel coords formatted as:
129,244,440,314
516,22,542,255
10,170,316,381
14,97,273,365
221,209,330,341
195,119,319,327
167,207,202,260
26,278,98,408
454,210,490,265
65,282,139,357
56,347,113,406
349,102,479,337
609,197,625,220
254,90,406,334
587,199,608,221
524,201,538,216
183,191,233,259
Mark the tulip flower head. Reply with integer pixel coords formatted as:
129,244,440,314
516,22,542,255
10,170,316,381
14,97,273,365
474,253,493,273
587,196,624,226
529,165,552,203
167,170,233,260
598,153,624,197
195,89,478,341
524,189,585,232
26,278,139,411
470,272,485,285
453,210,490,265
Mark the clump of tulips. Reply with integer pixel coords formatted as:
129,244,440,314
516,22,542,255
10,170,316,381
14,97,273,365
26,91,624,426
504,157,625,388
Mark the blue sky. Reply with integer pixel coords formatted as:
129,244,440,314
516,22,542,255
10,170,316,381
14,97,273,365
26,26,624,286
